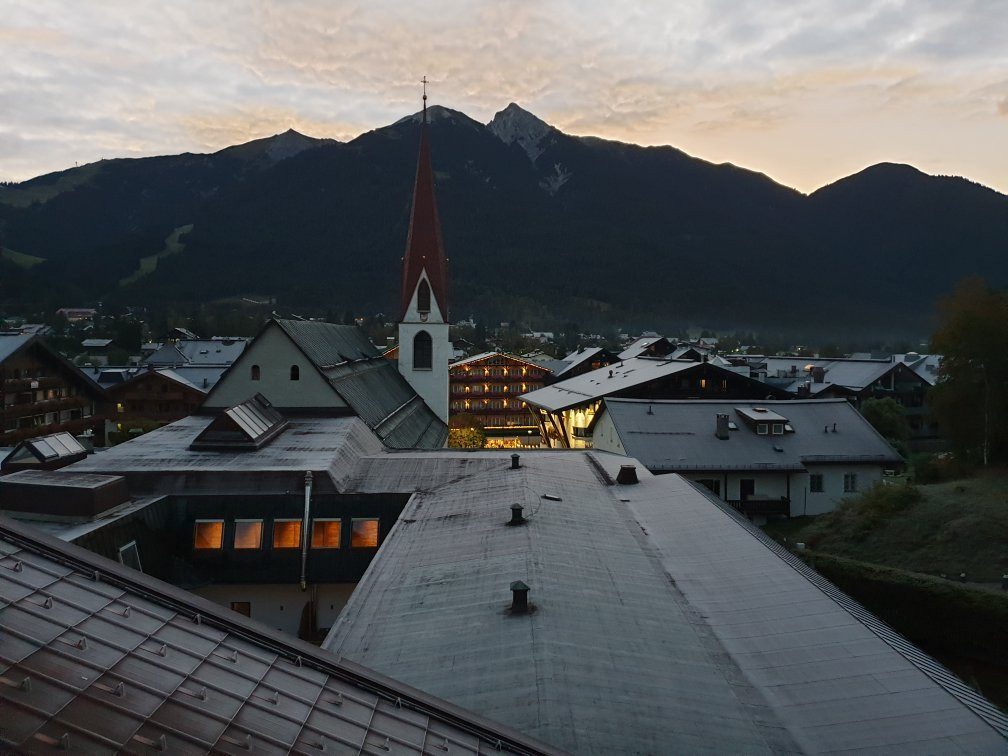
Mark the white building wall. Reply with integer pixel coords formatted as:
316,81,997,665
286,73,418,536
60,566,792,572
398,270,449,423
591,411,625,454
798,463,884,516
192,583,357,637
205,326,345,410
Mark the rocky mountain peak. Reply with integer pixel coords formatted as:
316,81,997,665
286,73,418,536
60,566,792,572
487,103,551,163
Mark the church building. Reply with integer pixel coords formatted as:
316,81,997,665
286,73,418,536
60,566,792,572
397,88,450,423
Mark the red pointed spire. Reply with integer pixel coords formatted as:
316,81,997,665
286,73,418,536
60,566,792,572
400,97,448,321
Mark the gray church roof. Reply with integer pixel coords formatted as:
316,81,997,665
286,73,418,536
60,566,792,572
324,452,1007,753
600,398,903,472
0,516,556,754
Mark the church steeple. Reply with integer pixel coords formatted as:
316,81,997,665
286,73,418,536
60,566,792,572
396,78,451,426
399,78,448,322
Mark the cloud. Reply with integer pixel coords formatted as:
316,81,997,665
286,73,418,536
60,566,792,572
1,0,1007,193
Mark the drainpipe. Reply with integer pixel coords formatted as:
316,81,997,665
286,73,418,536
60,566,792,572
300,471,313,591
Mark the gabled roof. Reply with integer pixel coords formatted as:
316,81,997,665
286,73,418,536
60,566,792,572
521,356,787,412
206,319,447,450
325,452,1007,752
2,432,87,467
190,394,288,450
0,333,35,363
600,398,903,472
449,351,555,372
0,516,556,755
0,333,105,399
399,110,448,320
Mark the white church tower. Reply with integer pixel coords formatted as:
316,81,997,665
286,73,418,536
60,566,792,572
397,82,450,423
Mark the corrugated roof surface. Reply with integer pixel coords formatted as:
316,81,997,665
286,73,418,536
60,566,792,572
0,517,556,755
276,319,378,367
601,398,903,472
325,453,1008,753
762,357,920,393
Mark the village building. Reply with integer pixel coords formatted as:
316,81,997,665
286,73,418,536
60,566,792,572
0,333,107,447
396,93,450,423
143,336,248,369
590,398,903,517
105,367,209,436
201,318,447,450
551,345,619,379
521,356,791,449
448,351,553,448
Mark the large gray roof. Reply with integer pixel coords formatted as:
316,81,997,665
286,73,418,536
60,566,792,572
601,398,903,472
275,319,379,365
66,415,385,494
324,453,1007,753
0,516,556,755
761,357,930,394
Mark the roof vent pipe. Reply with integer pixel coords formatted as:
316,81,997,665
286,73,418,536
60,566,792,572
616,465,639,485
511,453,520,470
510,581,530,613
715,413,730,440
509,504,526,526
832,422,837,433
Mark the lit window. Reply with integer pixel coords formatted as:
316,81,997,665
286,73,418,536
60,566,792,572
116,403,125,413
843,473,858,493
311,519,342,548
756,423,768,435
273,519,302,548
810,474,824,493
772,423,784,435
351,518,379,548
700,378,707,389
234,520,263,549
290,365,300,381
194,520,224,550
251,365,260,381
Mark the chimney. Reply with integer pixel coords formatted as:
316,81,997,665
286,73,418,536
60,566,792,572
715,413,730,440
510,453,521,470
616,465,638,484
508,504,526,526
608,369,613,378
811,366,826,384
510,581,530,613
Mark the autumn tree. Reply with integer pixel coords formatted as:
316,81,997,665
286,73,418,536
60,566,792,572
929,277,1008,465
447,413,486,449
860,397,909,444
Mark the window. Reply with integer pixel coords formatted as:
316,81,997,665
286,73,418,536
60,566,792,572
273,519,302,548
230,601,251,617
810,473,823,493
118,541,142,572
311,519,342,548
251,364,260,381
413,331,432,370
290,365,300,381
771,423,784,435
843,473,858,493
417,279,431,313
233,520,263,549
194,520,224,550
756,423,768,435
351,518,379,548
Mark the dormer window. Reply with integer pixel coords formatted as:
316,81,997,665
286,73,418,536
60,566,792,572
772,423,784,435
417,279,431,314
756,423,768,435
290,365,300,381
251,364,260,381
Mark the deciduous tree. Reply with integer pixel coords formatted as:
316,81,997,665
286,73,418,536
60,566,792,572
929,278,1008,465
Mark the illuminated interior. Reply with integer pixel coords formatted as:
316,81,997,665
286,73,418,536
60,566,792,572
194,520,224,549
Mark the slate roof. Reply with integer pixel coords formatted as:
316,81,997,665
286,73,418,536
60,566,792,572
144,339,248,367
324,452,1008,753
600,398,903,472
761,357,929,394
0,516,556,755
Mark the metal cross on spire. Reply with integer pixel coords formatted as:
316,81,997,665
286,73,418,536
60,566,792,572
420,76,428,113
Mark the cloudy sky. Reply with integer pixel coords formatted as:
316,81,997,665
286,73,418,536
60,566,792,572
3,0,1006,193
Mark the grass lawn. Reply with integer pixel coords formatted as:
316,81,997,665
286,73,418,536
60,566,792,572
763,470,1008,581
119,223,193,286
1,246,46,268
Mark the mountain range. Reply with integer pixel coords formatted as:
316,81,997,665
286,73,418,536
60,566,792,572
2,103,1006,340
